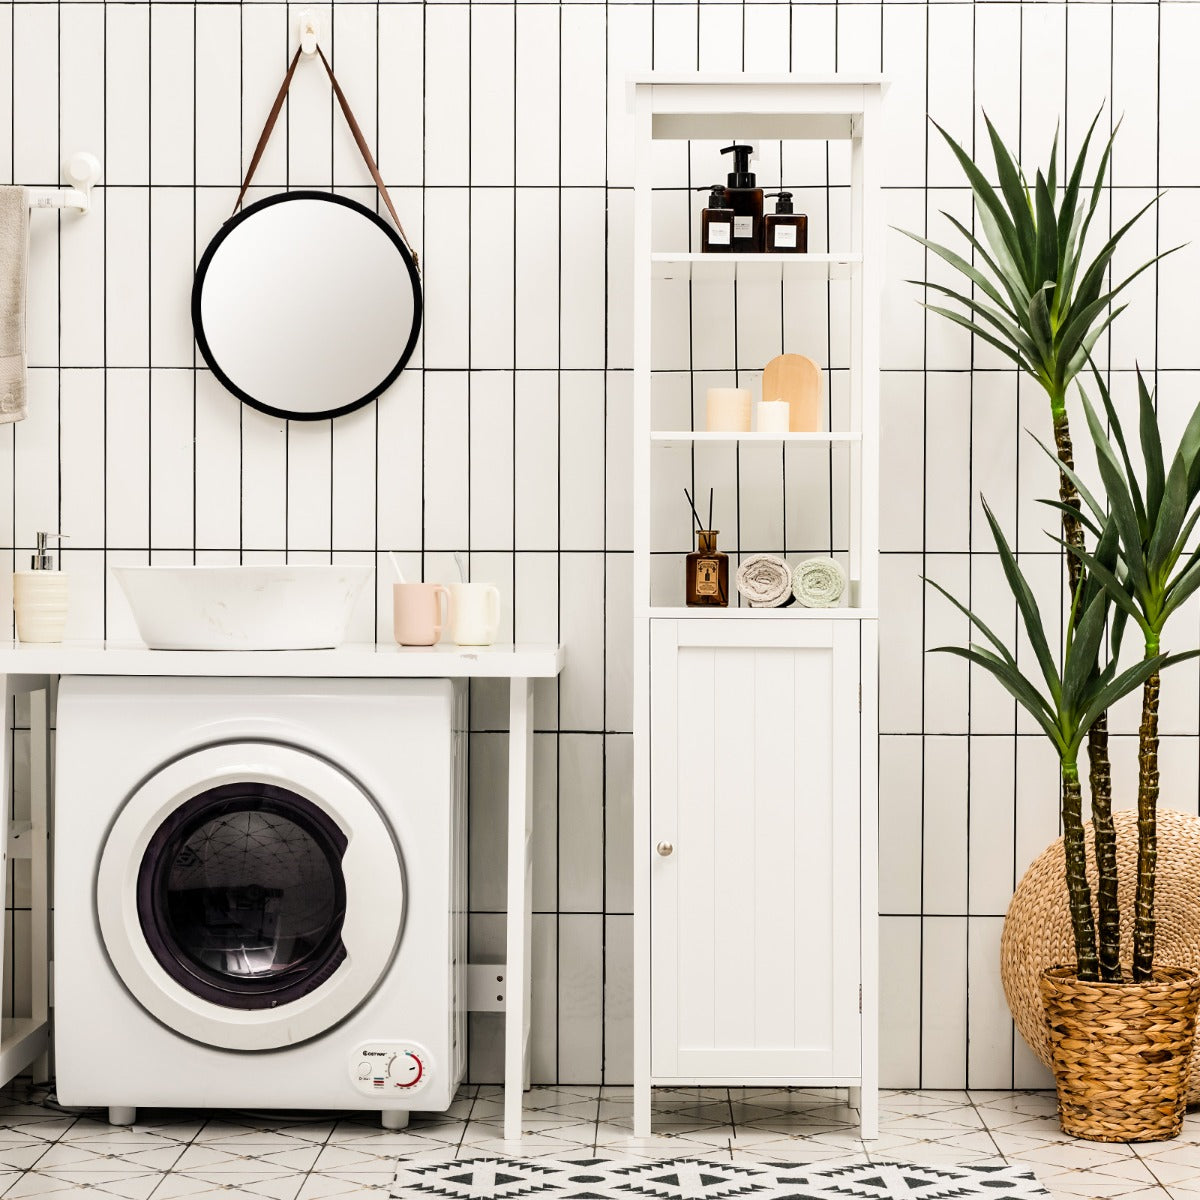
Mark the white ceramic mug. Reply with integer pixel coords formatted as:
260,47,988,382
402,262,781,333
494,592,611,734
449,582,501,646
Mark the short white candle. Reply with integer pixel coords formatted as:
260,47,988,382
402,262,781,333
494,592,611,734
757,400,791,433
706,387,752,432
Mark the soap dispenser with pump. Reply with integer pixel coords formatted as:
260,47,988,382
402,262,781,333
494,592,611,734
720,143,764,252
764,191,808,253
698,184,734,253
14,532,69,643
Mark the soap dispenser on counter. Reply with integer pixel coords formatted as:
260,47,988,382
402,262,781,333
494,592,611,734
720,143,764,252
764,191,808,253
14,532,68,643
698,184,734,253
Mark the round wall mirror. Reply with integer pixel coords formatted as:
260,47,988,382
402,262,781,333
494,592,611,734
192,191,422,422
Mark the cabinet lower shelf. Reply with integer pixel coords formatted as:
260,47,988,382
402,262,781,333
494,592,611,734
647,606,877,620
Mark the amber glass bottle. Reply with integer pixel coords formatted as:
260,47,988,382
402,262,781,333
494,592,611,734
686,529,729,607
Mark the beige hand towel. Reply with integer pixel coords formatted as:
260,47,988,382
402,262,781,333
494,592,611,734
0,187,28,425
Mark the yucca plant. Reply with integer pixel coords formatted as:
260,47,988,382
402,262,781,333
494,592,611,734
905,112,1171,982
1050,370,1200,981
927,501,1165,978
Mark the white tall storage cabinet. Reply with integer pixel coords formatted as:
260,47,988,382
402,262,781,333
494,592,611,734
630,76,884,1139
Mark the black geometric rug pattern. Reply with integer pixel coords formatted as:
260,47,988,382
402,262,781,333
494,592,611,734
388,1158,1049,1199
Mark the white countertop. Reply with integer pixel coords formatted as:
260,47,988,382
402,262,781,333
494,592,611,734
0,641,565,679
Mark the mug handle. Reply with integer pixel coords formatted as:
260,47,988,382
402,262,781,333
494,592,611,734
433,585,450,641
486,585,501,639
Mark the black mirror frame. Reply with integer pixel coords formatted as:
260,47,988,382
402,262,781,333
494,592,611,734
191,190,423,423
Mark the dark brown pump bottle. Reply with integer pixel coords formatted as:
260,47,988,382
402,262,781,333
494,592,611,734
720,144,763,252
698,184,734,253
763,191,808,254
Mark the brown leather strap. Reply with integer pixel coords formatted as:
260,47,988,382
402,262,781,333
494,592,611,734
233,46,302,218
233,43,419,272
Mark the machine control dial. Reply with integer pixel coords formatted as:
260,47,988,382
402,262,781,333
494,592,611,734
350,1042,433,1097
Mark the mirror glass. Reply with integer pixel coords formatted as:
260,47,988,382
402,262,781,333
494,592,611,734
192,191,422,421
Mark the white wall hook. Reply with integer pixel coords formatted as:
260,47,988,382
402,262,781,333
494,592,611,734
299,10,319,57
27,151,102,214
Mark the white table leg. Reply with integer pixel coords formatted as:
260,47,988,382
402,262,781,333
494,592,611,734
504,678,534,1141
29,684,50,1083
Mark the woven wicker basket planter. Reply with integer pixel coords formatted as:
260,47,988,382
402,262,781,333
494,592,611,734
1040,965,1200,1142
1003,807,1200,1103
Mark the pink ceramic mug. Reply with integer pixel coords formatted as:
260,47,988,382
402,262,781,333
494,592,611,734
393,583,450,647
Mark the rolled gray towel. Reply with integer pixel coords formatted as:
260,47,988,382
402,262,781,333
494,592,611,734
736,554,794,607
792,557,846,608
0,187,28,425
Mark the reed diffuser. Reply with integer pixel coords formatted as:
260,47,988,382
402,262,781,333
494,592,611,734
684,488,728,608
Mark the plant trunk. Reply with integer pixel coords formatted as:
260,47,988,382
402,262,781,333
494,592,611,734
1087,713,1121,982
1132,668,1161,982
1061,759,1100,981
1054,409,1115,979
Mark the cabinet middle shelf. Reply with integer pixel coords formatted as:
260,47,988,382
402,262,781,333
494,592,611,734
651,431,862,445
652,252,861,283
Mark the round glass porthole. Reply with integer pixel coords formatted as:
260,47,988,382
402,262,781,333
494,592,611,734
136,782,349,1011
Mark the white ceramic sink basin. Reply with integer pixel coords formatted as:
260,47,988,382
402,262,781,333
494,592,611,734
112,565,374,651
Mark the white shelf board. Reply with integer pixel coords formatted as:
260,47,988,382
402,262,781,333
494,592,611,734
651,431,861,444
647,606,876,620
0,1017,48,1086
652,253,859,283
0,641,565,679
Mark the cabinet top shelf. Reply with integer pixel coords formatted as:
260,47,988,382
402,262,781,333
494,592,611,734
631,74,887,141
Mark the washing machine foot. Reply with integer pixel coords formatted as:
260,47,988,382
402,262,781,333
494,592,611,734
108,1107,136,1127
380,1110,409,1130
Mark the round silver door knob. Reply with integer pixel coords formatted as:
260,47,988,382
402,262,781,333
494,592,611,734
656,841,674,857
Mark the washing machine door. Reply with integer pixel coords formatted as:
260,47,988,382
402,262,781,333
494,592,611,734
97,742,404,1051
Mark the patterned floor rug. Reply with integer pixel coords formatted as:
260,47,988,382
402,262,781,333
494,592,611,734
388,1158,1049,1199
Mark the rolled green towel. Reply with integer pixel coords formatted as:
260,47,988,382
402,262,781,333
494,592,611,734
792,557,846,608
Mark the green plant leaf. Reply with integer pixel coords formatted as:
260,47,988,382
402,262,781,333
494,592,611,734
933,645,1062,745
897,229,1021,320
1137,369,1166,521
913,280,1040,359
1089,367,1147,535
1031,433,1108,524
985,113,1037,278
920,304,1035,370
1027,284,1055,364
1072,653,1167,753
1056,110,1102,282
931,120,1030,286
1064,307,1127,385
1147,456,1189,588
923,576,1017,666
1056,535,1147,630
1062,590,1110,714
982,498,1062,703
1034,169,1059,299
1081,390,1152,597
941,211,1031,317
1161,558,1200,620
1036,497,1104,539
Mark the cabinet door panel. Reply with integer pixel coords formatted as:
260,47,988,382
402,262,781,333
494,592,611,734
650,619,861,1081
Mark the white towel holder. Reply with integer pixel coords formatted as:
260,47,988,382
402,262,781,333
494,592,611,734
27,152,102,214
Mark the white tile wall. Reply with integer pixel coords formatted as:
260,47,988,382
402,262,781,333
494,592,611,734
3,0,1190,1091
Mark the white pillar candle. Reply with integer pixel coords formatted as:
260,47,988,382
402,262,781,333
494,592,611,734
706,387,752,432
757,399,791,433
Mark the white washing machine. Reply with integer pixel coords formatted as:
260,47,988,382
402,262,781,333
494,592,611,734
53,675,467,1127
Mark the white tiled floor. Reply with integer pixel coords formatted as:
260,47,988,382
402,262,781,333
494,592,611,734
0,1084,1196,1199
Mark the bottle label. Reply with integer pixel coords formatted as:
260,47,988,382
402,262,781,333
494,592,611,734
734,216,754,239
695,559,720,596
774,225,797,248
708,222,731,246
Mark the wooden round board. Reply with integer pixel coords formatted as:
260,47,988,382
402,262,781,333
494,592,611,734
761,353,821,432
